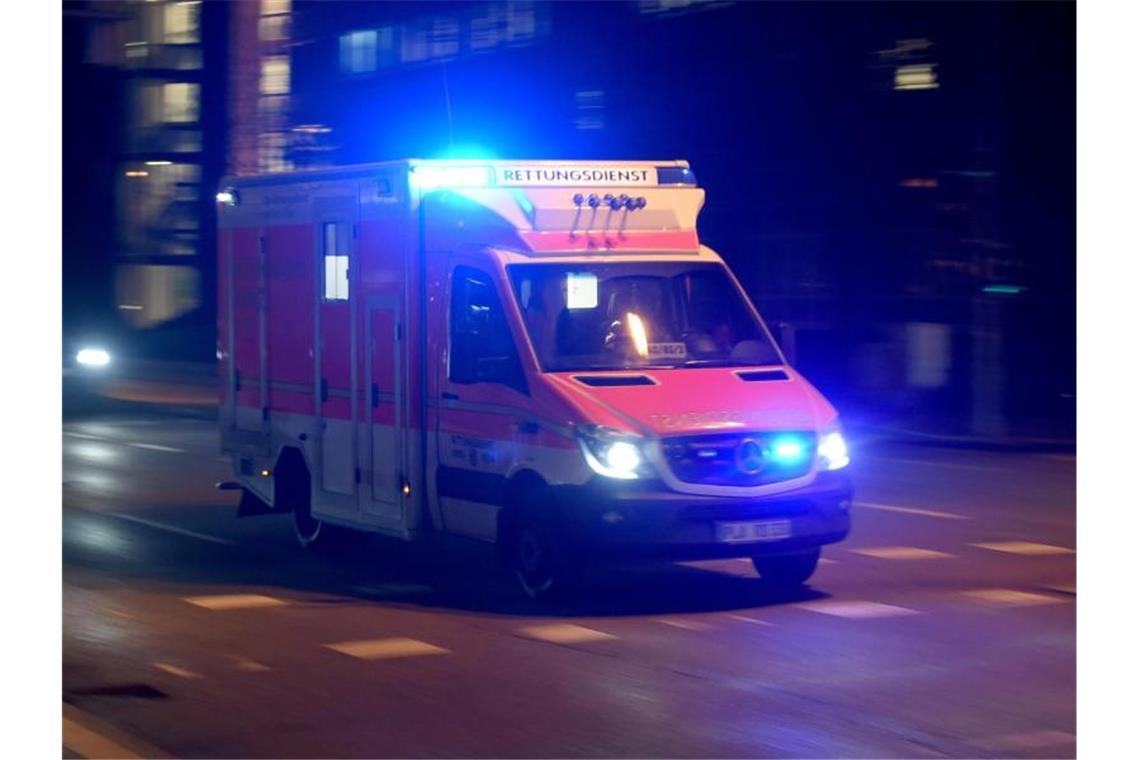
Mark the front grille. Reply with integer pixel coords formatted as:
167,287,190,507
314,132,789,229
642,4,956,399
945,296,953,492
661,431,817,487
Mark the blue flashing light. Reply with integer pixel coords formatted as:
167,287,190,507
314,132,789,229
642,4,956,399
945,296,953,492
411,165,492,191
771,439,807,463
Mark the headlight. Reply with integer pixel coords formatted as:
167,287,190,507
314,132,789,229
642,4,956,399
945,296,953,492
76,348,111,368
818,430,850,470
576,425,646,480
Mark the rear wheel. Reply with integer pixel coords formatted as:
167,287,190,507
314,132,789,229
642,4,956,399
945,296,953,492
275,453,332,551
751,548,821,587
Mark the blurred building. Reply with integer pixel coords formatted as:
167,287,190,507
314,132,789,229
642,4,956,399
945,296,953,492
63,0,1073,434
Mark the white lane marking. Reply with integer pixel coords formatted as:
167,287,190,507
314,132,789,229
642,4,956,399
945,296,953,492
324,637,449,660
723,613,773,626
654,617,713,631
984,730,1076,750
798,600,920,619
818,557,840,565
152,662,201,679
126,442,185,453
1043,583,1076,595
64,431,104,441
961,589,1069,606
518,623,618,644
855,501,969,520
851,546,955,560
105,512,234,545
233,658,272,673
183,594,289,611
971,541,1075,556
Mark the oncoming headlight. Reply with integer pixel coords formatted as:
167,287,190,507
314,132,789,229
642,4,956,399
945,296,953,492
818,430,850,470
576,425,646,480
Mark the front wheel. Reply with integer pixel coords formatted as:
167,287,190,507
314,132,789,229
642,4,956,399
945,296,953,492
751,548,821,587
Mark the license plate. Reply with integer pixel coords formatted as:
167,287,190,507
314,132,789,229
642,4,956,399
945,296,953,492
715,519,792,543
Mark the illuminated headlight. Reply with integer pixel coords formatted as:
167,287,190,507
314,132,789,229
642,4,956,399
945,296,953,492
576,425,646,480
76,348,111,368
818,430,850,470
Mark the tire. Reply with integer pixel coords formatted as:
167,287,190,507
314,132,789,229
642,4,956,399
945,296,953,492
751,548,821,587
275,454,332,551
505,485,578,600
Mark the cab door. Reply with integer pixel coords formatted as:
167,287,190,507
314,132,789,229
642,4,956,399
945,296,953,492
435,262,530,541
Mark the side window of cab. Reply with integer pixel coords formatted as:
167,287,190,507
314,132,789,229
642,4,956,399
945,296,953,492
449,266,528,395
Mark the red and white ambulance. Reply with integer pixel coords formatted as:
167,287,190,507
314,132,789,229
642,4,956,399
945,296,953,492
217,159,852,596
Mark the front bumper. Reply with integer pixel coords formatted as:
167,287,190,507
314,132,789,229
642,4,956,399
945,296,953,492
550,469,852,561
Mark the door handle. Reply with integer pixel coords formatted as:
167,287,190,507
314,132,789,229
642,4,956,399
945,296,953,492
442,392,460,401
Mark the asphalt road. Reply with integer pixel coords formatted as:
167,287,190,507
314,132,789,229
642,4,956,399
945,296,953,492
62,404,1076,759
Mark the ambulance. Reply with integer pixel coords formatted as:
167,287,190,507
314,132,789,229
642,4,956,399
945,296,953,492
216,159,852,597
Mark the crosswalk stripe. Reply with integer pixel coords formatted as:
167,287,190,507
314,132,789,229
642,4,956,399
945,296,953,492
851,546,955,560
855,501,968,520
152,662,201,679
654,617,713,631
798,601,920,619
324,637,449,660
127,442,185,453
723,613,773,626
183,594,289,610
971,541,1074,556
961,589,1068,606
518,623,617,644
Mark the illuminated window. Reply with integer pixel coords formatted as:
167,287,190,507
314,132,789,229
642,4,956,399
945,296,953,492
340,30,378,73
258,15,290,42
164,2,200,44
322,222,349,301
261,0,291,15
260,56,290,95
162,83,199,123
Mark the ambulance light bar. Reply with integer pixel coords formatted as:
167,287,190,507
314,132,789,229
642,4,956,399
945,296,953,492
411,165,493,191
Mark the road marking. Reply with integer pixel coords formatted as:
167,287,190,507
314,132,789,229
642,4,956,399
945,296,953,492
855,501,969,520
233,658,272,673
183,594,289,611
152,662,201,679
971,541,1075,556
1043,583,1076,595
818,557,840,565
798,600,920,619
984,730,1076,750
106,512,233,545
851,546,955,560
126,442,185,453
654,617,713,631
518,623,618,644
106,607,136,620
723,613,773,626
64,431,104,441
961,589,1069,606
325,637,449,660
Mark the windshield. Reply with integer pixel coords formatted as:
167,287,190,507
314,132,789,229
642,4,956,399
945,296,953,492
507,261,783,372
